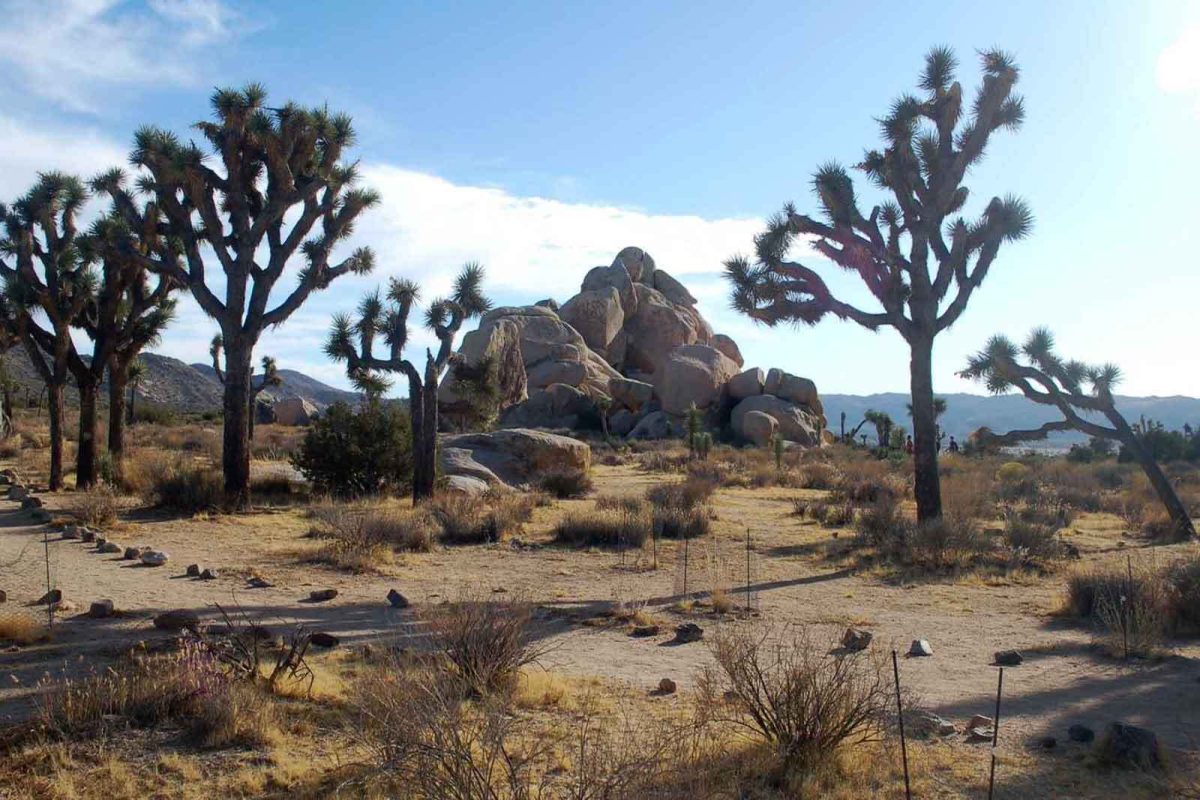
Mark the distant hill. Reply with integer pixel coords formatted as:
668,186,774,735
1,349,357,413
823,392,1200,450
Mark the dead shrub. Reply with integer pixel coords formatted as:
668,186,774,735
940,469,996,522
1001,516,1063,566
1063,561,1168,656
144,458,224,514
0,613,51,645
698,625,890,780
309,501,435,571
638,449,691,474
553,507,650,548
424,596,548,697
653,505,711,539
853,496,906,551
432,490,535,545
1166,556,1200,634
796,462,839,490
830,459,903,504
907,515,991,569
796,499,853,528
594,494,648,514
646,476,716,511
69,485,119,527
537,467,594,498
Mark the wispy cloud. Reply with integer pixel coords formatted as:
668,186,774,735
1157,23,1200,115
0,0,239,113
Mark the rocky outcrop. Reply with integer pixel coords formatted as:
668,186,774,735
727,367,764,400
272,397,317,426
623,284,713,378
439,428,591,490
656,344,739,416
740,410,779,446
731,393,822,446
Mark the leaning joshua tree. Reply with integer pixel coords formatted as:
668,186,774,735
961,328,1196,540
78,178,180,478
131,85,378,507
326,264,489,503
725,47,1031,522
211,334,282,440
0,174,96,490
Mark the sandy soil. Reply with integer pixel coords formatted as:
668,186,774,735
2,463,1198,775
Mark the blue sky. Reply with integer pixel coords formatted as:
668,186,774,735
1,0,1197,397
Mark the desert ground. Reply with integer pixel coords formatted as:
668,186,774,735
0,416,1198,798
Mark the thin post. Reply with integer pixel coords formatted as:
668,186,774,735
892,649,911,800
1125,553,1133,660
744,526,752,615
682,535,689,597
43,525,53,629
988,667,1005,800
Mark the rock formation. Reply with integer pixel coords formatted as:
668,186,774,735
439,428,591,494
439,247,825,446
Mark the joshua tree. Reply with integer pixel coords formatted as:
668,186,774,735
211,334,282,440
0,174,95,490
725,47,1031,521
326,264,489,502
0,323,16,439
961,328,1195,539
126,358,145,425
130,85,378,507
863,409,894,449
76,182,180,477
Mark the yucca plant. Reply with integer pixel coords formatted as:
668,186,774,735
128,84,378,508
961,327,1195,539
726,47,1031,522
325,264,490,503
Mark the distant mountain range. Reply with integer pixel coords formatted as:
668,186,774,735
1,349,358,413
823,392,1200,450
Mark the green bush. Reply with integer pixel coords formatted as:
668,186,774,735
291,401,412,498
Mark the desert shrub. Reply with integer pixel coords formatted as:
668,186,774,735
1016,497,1074,529
1166,556,1200,633
830,459,903,504
309,502,436,570
553,508,650,548
940,469,996,522
853,496,906,551
431,490,535,545
0,613,50,645
594,494,648,514
654,505,711,539
70,485,119,527
144,458,224,514
537,467,593,498
1039,461,1104,512
132,402,177,426
796,462,839,490
698,625,889,779
424,597,547,697
1002,516,1063,566
907,515,991,569
638,449,690,474
291,401,412,498
685,459,741,487
795,499,853,528
646,476,716,510
1063,561,1167,656
994,460,1038,503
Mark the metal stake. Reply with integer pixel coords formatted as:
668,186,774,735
892,649,911,800
988,667,1005,800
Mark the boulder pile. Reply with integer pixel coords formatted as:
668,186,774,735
439,246,825,446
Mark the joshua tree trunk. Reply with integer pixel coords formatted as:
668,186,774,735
406,372,427,504
418,357,440,502
108,360,129,477
1,389,11,439
221,338,253,510
1109,413,1195,537
909,332,942,522
47,383,64,491
76,379,101,489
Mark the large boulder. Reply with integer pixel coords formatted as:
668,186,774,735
272,397,317,426
623,285,713,377
652,269,697,306
656,344,739,416
581,262,637,321
764,369,823,417
612,246,655,284
627,410,677,440
727,367,765,400
499,383,595,429
741,410,778,446
608,377,654,412
558,287,624,361
731,394,822,446
713,334,743,368
438,428,591,489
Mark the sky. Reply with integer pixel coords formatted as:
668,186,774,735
1,0,1198,398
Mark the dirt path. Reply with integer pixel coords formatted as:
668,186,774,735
1,478,1198,757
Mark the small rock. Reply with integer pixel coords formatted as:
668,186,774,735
186,564,201,577
21,496,43,510
904,709,956,738
969,714,995,730
99,542,122,554
310,632,339,648
80,528,96,543
94,536,107,548
1068,724,1095,743
909,639,933,657
37,589,62,605
61,524,80,540
386,589,409,608
1094,722,1163,770
199,568,218,580
967,725,995,743
994,650,1024,666
153,609,200,632
89,599,115,619
7,485,27,501
630,624,661,638
140,550,169,567
123,546,143,561
309,588,338,602
1040,736,1057,750
657,677,677,694
247,577,273,589
842,627,873,652
673,623,704,644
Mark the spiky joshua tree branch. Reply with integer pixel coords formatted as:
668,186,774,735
961,327,1195,539
725,47,1031,522
326,263,489,503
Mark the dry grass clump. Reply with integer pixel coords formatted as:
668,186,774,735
537,467,594,498
654,505,711,540
142,456,224,514
698,625,890,782
1001,515,1064,566
829,458,905,504
0,613,51,645
69,485,120,527
794,499,855,528
553,507,650,548
308,501,436,571
851,496,994,571
431,490,536,545
646,475,716,510
423,596,548,697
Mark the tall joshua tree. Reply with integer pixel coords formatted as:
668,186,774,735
326,264,489,503
131,85,378,507
0,174,95,490
961,328,1196,539
79,175,180,477
725,47,1032,522
211,334,281,440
